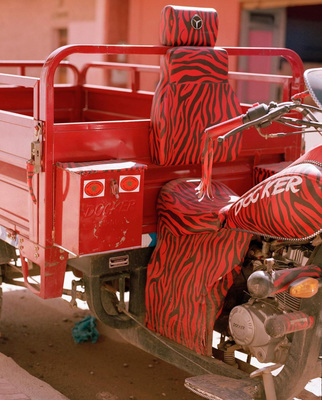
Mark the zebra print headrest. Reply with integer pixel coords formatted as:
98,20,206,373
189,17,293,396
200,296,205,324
160,5,218,47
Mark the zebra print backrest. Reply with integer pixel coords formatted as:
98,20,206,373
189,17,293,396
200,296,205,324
159,5,218,47
150,6,242,166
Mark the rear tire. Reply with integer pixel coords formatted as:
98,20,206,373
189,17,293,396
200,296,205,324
273,326,321,399
271,289,322,400
0,285,2,319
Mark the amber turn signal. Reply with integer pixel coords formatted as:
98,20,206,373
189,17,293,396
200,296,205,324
288,277,319,298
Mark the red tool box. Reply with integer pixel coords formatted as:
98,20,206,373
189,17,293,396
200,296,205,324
55,160,146,256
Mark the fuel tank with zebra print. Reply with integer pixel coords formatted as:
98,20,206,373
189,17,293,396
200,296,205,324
226,144,322,240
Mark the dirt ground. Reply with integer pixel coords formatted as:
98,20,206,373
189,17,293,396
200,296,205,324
0,283,320,400
0,283,205,400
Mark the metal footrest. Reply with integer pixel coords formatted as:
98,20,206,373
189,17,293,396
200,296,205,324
185,374,260,400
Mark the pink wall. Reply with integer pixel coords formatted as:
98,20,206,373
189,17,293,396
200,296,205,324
127,0,241,90
0,0,106,83
0,0,241,88
128,0,241,46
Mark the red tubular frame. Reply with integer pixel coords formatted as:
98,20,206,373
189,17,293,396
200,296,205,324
37,45,304,249
0,44,305,298
38,45,169,247
0,60,80,83
80,61,160,92
0,73,39,120
224,47,305,96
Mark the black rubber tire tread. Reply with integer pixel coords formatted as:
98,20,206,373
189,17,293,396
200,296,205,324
83,275,134,329
272,289,322,400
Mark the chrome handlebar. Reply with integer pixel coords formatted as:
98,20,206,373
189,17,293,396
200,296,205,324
217,101,322,142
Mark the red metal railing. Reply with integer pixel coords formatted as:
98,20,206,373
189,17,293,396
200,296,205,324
224,47,305,96
0,60,80,84
80,61,160,92
0,45,305,250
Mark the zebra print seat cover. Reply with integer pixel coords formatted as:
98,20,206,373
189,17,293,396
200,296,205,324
145,7,250,356
150,5,242,166
149,5,242,233
159,5,218,47
157,178,239,236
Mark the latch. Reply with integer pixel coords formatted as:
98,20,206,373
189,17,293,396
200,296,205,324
31,141,42,174
30,121,43,174
26,121,43,204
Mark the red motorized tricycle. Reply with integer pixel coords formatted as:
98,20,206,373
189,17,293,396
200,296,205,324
0,6,321,400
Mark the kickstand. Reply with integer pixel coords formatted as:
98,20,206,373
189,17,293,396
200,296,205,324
250,364,282,400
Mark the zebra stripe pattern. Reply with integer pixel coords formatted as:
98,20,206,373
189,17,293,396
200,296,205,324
273,264,322,294
160,6,218,47
145,5,250,356
253,161,292,186
145,227,252,355
157,178,239,236
150,47,242,166
227,161,322,240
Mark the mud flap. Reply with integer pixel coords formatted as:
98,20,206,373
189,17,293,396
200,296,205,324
185,374,260,400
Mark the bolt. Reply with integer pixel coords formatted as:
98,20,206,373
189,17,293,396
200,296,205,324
59,255,65,260
34,253,39,259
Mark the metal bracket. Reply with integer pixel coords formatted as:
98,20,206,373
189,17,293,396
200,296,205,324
30,121,43,174
250,364,282,400
31,141,42,174
69,279,85,308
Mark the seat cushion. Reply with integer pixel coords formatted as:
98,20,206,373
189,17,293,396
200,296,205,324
160,5,218,47
157,178,239,236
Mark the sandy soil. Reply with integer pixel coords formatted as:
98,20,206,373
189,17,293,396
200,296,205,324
0,284,203,400
0,283,320,400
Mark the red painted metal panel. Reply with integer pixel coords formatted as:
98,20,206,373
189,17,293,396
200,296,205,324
53,119,151,163
0,179,29,226
84,87,153,120
18,239,67,299
0,87,34,115
0,112,34,165
55,160,146,256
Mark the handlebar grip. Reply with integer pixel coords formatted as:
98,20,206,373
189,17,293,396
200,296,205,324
244,103,270,122
205,103,270,140
205,115,245,139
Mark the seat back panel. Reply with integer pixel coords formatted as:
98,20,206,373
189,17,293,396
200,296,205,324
150,6,242,166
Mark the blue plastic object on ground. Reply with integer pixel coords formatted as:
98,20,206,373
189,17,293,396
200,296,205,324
72,315,99,344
